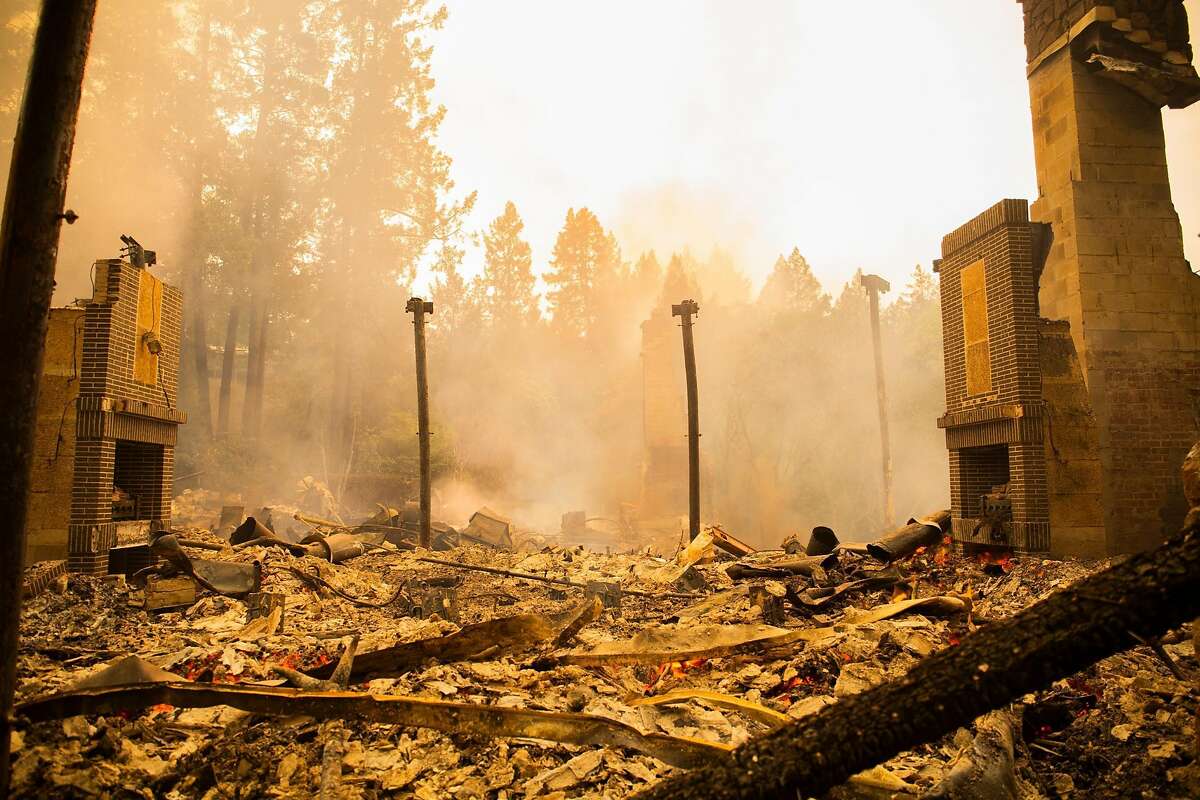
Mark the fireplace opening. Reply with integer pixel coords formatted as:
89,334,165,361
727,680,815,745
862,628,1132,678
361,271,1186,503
112,440,165,524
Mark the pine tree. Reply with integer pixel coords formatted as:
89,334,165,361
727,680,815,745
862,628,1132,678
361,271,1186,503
658,251,701,308
697,245,751,306
315,0,475,460
901,263,937,307
545,207,620,338
832,267,869,317
481,201,536,327
758,247,829,314
429,241,478,338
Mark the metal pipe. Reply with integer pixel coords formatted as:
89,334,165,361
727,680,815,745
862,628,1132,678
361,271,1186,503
861,274,894,530
672,299,701,541
0,3,97,795
406,297,433,548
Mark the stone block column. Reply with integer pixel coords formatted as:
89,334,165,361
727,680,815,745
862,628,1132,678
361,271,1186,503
1022,0,1200,553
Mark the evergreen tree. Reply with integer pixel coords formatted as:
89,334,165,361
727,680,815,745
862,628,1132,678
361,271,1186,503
481,201,536,326
758,247,829,314
832,267,870,318
545,207,620,338
315,0,476,460
429,241,478,338
632,250,662,295
658,251,701,308
697,245,751,306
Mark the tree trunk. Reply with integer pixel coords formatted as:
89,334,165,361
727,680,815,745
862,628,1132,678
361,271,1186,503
0,4,97,796
181,8,214,438
240,294,260,437
633,524,1200,800
216,302,241,436
242,293,268,440
184,243,212,437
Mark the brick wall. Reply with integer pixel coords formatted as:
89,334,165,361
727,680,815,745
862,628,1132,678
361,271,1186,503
1027,43,1200,553
82,259,183,410
67,258,185,573
938,200,1051,552
940,200,1043,414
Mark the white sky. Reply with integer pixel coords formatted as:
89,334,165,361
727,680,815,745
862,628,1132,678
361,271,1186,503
428,0,1200,299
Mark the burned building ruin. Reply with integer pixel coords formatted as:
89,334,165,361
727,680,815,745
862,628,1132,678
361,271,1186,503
938,1,1200,557
25,240,186,572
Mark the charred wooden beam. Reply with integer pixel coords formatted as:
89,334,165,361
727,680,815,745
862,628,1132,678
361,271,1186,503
406,297,434,548
16,682,727,769
632,523,1200,800
672,299,701,540
0,2,97,796
860,274,894,529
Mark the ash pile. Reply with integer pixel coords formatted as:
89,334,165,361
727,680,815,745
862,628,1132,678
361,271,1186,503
10,492,1200,799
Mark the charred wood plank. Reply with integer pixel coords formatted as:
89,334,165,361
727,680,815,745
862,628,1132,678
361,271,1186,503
632,524,1200,800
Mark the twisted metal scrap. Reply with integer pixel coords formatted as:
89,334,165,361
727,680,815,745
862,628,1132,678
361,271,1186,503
633,525,1200,800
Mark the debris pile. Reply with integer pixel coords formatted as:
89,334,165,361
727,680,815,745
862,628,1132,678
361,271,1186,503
10,502,1199,799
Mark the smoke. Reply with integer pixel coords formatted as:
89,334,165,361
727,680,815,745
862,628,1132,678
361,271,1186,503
2,1,954,549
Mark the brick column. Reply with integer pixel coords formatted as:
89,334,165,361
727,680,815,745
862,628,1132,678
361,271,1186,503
1028,45,1200,553
67,437,115,573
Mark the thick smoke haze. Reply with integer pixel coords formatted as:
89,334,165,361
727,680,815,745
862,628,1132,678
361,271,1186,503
1,1,1197,547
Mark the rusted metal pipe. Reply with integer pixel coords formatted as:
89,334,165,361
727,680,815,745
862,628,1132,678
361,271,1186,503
860,274,894,530
406,297,434,548
672,299,700,541
0,3,97,795
866,510,951,563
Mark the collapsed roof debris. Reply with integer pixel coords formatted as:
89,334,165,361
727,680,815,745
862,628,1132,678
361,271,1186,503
10,475,1200,799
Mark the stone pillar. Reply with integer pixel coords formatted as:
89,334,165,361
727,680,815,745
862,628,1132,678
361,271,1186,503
1023,1,1200,554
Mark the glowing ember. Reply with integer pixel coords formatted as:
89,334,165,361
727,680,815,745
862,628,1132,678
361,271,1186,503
644,658,708,690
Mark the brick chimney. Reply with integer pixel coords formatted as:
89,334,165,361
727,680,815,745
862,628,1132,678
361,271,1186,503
1020,0,1200,553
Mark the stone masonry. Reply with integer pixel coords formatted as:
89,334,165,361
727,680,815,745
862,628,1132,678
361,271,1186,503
1021,0,1200,554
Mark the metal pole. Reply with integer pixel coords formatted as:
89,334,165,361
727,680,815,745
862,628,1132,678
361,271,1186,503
406,297,433,548
672,299,700,540
860,274,894,529
0,2,97,795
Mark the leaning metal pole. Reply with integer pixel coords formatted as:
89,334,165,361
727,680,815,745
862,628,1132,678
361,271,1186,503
406,298,433,548
861,274,894,529
0,2,97,795
672,300,701,541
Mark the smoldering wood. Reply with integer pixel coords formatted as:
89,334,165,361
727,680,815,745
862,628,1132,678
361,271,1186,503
631,524,1200,800
0,2,97,795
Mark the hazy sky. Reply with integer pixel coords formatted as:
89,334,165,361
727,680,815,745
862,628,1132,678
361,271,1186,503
430,0,1200,298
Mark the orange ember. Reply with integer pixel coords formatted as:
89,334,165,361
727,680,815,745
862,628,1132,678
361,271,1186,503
645,657,708,690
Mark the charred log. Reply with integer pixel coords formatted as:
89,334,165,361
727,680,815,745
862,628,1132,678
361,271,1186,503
632,523,1200,800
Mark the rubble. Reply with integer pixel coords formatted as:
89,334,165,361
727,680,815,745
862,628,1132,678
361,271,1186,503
9,500,1200,799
